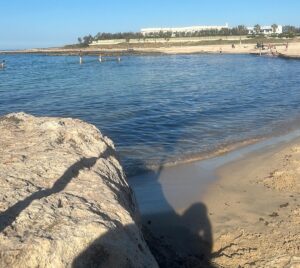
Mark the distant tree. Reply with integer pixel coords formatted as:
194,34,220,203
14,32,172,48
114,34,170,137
220,28,230,36
82,34,93,45
158,31,164,38
271,24,278,33
165,31,173,38
254,24,261,34
94,32,102,40
236,25,248,35
281,25,300,38
77,37,82,44
283,25,297,34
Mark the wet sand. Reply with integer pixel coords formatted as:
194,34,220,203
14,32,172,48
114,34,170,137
129,130,300,267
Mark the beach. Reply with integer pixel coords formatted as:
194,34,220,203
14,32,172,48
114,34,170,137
130,132,300,267
1,40,300,58
2,1,300,266
1,51,300,267
205,136,300,267
136,41,300,56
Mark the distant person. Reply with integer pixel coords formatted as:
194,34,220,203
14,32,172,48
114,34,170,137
79,51,83,64
0,60,5,68
286,42,289,51
232,44,235,49
219,47,222,53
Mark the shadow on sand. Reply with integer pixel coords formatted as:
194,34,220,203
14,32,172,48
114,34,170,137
72,161,215,268
135,164,215,268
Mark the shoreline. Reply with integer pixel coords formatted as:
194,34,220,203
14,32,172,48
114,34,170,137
128,113,300,178
130,127,300,214
130,129,300,267
204,135,300,267
1,42,300,59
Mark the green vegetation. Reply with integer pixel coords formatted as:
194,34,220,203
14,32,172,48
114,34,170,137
280,25,300,38
254,24,261,34
78,25,249,45
76,24,300,47
271,24,278,33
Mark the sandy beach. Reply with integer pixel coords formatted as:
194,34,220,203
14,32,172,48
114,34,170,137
204,137,300,267
131,132,300,267
136,41,300,57
1,40,300,58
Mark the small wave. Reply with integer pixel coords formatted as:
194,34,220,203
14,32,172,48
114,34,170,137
126,137,262,177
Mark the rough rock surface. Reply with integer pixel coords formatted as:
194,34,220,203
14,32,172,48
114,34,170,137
0,113,158,268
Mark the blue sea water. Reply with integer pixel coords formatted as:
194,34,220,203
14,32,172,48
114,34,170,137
1,54,300,176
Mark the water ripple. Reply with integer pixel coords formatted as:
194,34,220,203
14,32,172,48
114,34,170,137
1,54,300,176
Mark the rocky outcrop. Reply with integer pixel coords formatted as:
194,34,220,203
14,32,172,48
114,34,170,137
0,113,158,268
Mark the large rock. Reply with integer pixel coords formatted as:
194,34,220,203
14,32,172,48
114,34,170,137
0,113,158,268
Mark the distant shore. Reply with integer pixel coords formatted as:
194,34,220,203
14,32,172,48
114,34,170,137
1,41,300,59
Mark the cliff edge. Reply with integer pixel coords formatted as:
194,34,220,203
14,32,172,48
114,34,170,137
0,113,158,267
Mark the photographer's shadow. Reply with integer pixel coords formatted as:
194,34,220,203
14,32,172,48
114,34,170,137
135,164,214,268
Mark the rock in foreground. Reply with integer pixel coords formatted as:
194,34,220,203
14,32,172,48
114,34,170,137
0,113,157,268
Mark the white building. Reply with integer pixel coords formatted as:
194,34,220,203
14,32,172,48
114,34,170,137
141,23,229,36
247,25,283,35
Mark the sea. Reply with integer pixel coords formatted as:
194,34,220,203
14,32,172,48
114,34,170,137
1,53,300,176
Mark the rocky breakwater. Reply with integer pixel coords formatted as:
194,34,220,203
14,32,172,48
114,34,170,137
0,113,158,267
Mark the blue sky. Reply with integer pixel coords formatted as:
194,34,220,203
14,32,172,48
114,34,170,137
0,0,299,49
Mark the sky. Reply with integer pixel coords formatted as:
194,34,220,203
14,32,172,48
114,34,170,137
0,0,299,49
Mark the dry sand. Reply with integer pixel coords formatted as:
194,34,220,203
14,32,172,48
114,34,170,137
136,41,300,57
204,137,300,267
136,44,257,55
2,41,300,58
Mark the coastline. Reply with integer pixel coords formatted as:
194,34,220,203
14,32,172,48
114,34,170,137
130,129,300,267
204,135,300,267
129,113,300,177
1,42,300,58
2,43,300,265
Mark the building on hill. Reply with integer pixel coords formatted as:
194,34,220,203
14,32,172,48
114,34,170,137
141,23,229,36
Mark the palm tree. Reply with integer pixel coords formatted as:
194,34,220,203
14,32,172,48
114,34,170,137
254,24,261,34
271,24,278,33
